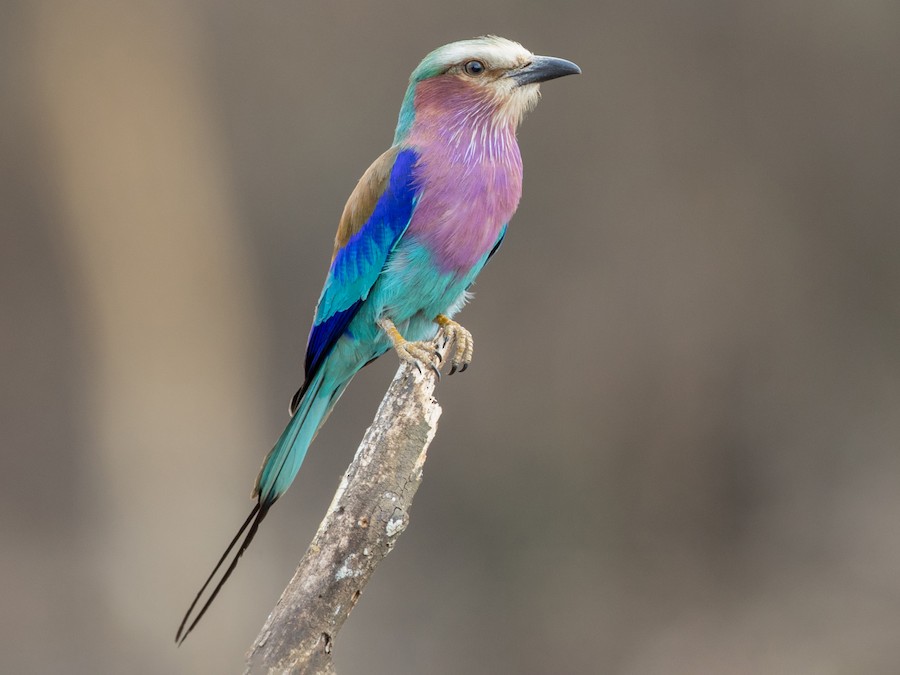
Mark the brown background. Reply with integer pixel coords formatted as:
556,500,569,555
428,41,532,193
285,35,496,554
3,1,899,673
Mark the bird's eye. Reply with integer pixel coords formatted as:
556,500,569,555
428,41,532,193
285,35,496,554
464,60,485,76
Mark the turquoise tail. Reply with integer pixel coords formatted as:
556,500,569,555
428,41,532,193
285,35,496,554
254,369,344,503
176,368,348,644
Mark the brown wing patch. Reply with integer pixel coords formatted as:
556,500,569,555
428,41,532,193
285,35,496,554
333,146,401,259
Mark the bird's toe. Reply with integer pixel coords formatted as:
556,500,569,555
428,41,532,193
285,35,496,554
397,340,442,379
436,317,474,375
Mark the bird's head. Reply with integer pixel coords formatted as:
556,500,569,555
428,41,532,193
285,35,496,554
394,36,580,144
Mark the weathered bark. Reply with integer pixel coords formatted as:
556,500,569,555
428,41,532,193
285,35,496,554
245,347,447,674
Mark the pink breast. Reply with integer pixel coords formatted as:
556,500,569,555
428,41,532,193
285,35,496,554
405,79,524,274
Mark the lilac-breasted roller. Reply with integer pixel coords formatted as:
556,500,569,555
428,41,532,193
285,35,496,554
176,36,580,642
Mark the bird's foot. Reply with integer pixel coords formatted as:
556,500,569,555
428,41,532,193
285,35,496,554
378,318,442,379
435,314,473,375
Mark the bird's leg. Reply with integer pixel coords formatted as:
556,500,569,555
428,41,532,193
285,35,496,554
378,317,442,379
434,314,473,375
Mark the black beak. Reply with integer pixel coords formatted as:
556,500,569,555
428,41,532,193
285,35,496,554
509,55,581,86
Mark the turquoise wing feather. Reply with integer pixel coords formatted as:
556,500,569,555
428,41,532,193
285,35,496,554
294,147,419,412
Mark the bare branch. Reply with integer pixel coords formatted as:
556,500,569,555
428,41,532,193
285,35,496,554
245,346,448,674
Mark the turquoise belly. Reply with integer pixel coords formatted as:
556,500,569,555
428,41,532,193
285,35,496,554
321,239,490,382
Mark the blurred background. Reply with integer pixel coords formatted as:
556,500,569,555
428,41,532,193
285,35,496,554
3,0,899,673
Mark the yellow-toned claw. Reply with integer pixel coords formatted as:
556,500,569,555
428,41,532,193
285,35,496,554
434,315,473,375
378,317,442,378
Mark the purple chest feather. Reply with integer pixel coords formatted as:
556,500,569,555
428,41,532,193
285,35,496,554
404,77,523,274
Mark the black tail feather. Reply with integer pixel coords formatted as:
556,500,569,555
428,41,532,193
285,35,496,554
175,500,272,644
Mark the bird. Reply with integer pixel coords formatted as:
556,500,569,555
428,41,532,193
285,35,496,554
176,35,580,644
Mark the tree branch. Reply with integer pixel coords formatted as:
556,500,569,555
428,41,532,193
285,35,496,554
245,346,448,674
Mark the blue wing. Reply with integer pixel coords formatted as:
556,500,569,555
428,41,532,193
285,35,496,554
291,148,419,414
